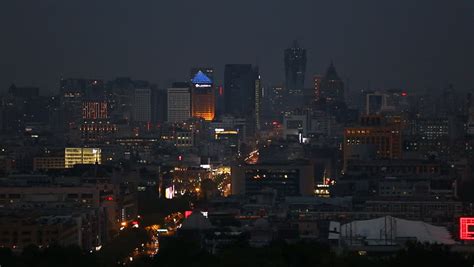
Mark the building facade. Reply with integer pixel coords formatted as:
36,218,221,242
167,87,191,123
64,148,102,168
133,88,152,123
190,68,215,121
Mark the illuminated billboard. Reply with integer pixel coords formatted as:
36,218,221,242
165,186,175,199
460,217,474,240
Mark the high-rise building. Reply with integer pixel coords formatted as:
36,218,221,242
167,86,191,123
343,115,402,171
76,80,117,143
224,64,260,122
60,78,104,128
151,88,167,124
317,63,345,104
284,41,306,107
133,88,152,123
190,68,215,121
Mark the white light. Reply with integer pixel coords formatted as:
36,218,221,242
195,84,211,88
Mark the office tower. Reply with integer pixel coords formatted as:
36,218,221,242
133,88,152,123
152,88,167,124
284,40,306,107
60,78,104,128
318,63,345,104
343,115,402,171
167,85,191,123
224,64,260,118
190,68,215,121
73,79,120,143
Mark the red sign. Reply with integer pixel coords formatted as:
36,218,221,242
184,211,193,218
460,217,474,240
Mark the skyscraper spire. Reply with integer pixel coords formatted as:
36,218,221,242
325,61,340,81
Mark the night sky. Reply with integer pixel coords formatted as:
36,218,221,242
1,0,473,94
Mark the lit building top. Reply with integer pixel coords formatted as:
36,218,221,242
191,71,213,84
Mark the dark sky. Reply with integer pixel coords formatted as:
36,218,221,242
1,0,473,95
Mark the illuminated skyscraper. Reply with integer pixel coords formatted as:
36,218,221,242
75,79,118,143
190,68,215,121
284,40,306,107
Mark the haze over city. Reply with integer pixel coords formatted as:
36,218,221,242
1,0,474,93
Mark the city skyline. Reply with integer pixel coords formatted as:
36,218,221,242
2,2,474,265
1,1,474,94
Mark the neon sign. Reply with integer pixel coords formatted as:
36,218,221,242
460,217,474,240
